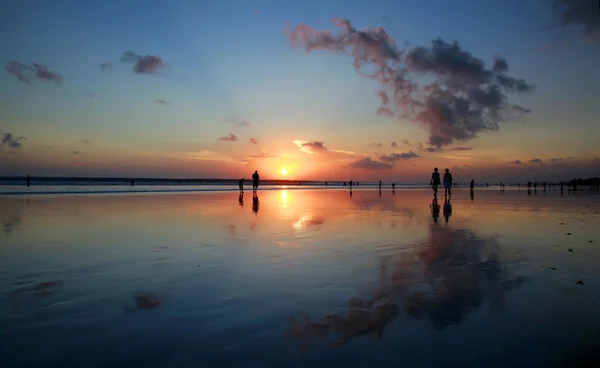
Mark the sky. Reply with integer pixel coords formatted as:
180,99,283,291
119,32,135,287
1,0,599,183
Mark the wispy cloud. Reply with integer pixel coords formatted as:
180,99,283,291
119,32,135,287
390,141,397,148
121,51,166,74
368,142,383,148
329,149,356,156
349,157,393,170
155,99,170,105
549,157,564,162
249,150,277,159
228,118,250,128
508,160,522,164
167,150,235,162
402,139,410,145
80,139,93,144
379,151,420,162
249,137,258,144
1,131,26,149
100,62,114,71
449,147,473,151
529,158,543,164
5,61,63,84
219,133,238,142
287,19,533,148
72,150,80,155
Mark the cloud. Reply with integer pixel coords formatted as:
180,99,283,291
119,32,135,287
553,0,600,39
448,146,473,151
228,118,250,128
5,61,63,84
121,51,166,74
368,142,383,148
529,158,543,164
81,139,93,144
329,149,356,156
155,99,170,105
549,157,564,162
287,19,533,148
293,140,327,154
390,141,397,148
508,160,522,164
379,151,420,162
349,157,393,170
72,150,80,155
100,62,114,70
402,139,410,145
1,132,26,149
248,137,258,144
219,133,238,142
249,150,277,159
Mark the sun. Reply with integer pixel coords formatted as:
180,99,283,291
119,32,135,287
280,168,288,176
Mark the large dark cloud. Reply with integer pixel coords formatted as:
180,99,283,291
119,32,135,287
349,157,393,170
121,51,166,74
379,151,420,162
1,132,26,149
553,0,600,38
288,19,533,148
5,61,63,84
219,133,238,142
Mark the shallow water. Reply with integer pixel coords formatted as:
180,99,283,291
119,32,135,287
1,189,600,367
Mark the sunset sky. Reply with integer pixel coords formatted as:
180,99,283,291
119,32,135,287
1,0,599,182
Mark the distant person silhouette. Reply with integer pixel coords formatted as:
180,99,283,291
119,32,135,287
131,179,135,186
430,168,441,196
430,197,440,223
527,181,532,190
26,175,31,187
252,192,259,213
349,180,353,188
378,180,382,190
443,168,453,197
239,192,244,207
252,171,260,192
238,178,244,192
470,179,474,191
392,183,395,190
443,198,452,223
325,182,328,186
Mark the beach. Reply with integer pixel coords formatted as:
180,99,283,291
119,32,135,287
1,188,600,367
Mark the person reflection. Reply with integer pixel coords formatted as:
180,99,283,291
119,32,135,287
238,192,244,207
252,192,259,213
443,198,452,223
349,188,353,198
430,196,440,222
470,189,474,201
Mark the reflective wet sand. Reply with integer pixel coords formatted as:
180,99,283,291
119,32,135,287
1,189,599,367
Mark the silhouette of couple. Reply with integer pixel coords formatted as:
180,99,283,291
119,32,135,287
430,167,453,198
238,170,260,193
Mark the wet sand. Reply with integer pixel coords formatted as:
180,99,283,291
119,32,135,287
1,188,599,367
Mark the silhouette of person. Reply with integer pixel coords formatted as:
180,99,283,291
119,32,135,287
430,168,440,196
378,180,382,190
238,178,244,192
252,192,259,213
26,175,31,187
443,168,453,198
325,182,328,186
443,198,452,223
392,183,395,190
239,192,244,207
470,179,474,191
252,171,260,192
350,180,353,188
131,179,135,186
430,197,440,222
